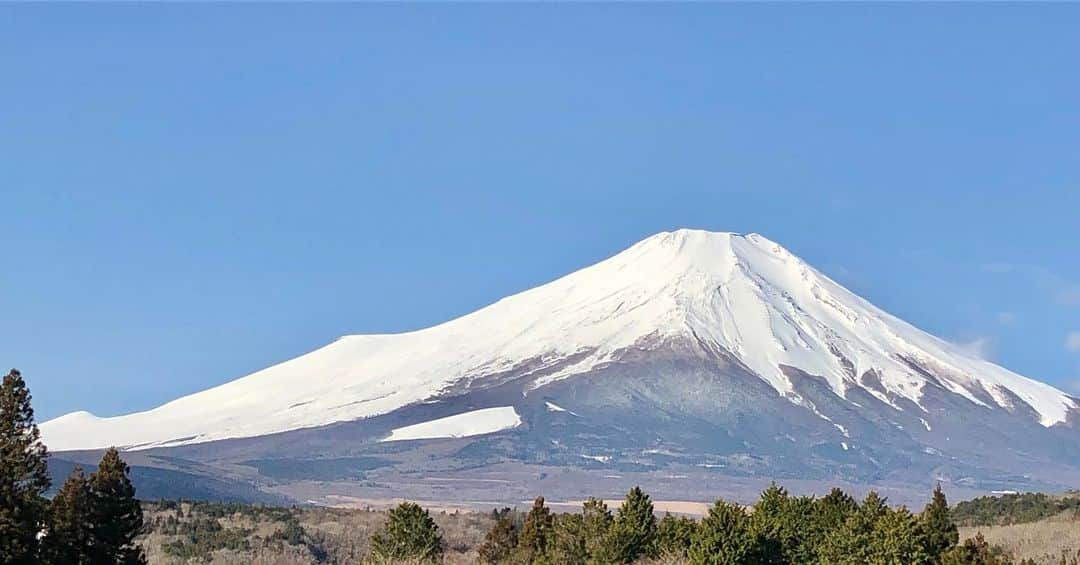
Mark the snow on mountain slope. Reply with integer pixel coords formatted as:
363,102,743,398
381,406,521,442
40,229,1078,452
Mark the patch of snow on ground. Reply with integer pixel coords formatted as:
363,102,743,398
544,401,577,415
382,407,521,442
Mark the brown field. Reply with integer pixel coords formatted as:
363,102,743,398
141,503,492,565
959,511,1080,565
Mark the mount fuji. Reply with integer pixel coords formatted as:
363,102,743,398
42,230,1080,504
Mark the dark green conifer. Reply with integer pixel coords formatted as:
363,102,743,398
606,486,658,563
0,368,51,564
516,496,554,564
817,490,891,564
815,487,859,531
802,487,858,561
860,490,890,522
782,495,819,563
921,484,960,559
581,497,614,561
369,501,443,562
42,467,95,565
871,506,931,565
748,483,790,564
549,512,587,564
89,448,147,564
688,499,753,565
656,512,697,558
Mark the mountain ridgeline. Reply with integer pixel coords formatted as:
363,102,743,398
39,230,1080,502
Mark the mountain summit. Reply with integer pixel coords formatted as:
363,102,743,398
42,230,1080,497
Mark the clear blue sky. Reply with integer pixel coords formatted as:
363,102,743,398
3,4,1078,421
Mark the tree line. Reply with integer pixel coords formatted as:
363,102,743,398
951,491,1080,527
369,482,1032,564
1,369,145,564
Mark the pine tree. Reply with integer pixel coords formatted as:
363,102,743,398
479,516,518,563
89,448,147,564
782,495,820,563
748,483,790,564
606,486,658,563
688,499,753,565
815,487,859,532
818,491,891,565
921,484,959,560
369,501,443,562
860,491,890,522
0,368,51,564
549,512,587,564
581,497,614,562
656,513,697,559
516,496,554,564
810,488,859,558
41,467,95,565
870,506,931,565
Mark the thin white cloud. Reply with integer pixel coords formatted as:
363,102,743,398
1066,332,1080,353
955,337,995,361
997,312,1017,326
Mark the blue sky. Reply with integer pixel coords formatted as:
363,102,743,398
2,4,1078,420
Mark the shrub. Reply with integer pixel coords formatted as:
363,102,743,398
478,516,517,563
369,502,443,563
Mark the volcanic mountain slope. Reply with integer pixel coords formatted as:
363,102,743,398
42,230,1080,497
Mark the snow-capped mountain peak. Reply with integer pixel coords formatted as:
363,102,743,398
40,229,1077,452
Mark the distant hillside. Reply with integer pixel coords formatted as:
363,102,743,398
952,491,1080,526
48,457,288,504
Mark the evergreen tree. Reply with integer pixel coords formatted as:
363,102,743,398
869,506,931,565
581,497,614,562
818,491,891,565
656,513,697,559
748,483,790,564
549,513,587,564
479,515,518,564
89,448,146,564
516,496,554,564
688,499,753,565
782,495,820,563
815,487,859,532
41,467,95,565
369,501,443,562
860,491,891,522
806,487,859,560
0,368,51,564
606,486,658,563
921,484,959,560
